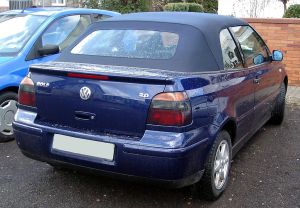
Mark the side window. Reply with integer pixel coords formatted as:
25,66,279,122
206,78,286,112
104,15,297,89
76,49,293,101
230,26,269,67
42,15,91,51
220,29,243,70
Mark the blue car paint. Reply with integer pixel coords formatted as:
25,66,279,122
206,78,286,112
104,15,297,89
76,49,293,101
12,13,288,187
13,59,286,187
0,57,14,64
0,8,120,92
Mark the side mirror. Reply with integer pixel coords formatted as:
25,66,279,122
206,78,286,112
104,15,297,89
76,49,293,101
38,45,59,56
253,54,264,65
272,50,283,61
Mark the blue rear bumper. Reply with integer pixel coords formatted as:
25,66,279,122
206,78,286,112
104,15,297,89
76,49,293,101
13,110,210,188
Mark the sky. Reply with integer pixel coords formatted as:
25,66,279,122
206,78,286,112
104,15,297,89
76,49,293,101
0,0,8,7
218,0,300,18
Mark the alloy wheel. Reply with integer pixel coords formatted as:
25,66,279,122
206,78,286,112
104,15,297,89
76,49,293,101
0,100,17,136
213,140,230,190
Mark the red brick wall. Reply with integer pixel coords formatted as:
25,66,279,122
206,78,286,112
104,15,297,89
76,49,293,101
0,7,8,12
244,18,300,86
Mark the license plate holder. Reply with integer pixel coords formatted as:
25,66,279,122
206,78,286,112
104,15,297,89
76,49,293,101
52,134,115,161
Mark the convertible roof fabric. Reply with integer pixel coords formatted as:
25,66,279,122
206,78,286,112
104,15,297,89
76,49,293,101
105,12,247,31
60,12,249,72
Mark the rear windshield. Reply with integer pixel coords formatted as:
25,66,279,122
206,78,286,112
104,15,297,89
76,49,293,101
71,30,179,60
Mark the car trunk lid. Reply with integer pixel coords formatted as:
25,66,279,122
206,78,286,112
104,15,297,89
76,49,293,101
30,62,173,138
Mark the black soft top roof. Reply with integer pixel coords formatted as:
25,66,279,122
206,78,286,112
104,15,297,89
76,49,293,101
60,12,249,72
105,12,247,31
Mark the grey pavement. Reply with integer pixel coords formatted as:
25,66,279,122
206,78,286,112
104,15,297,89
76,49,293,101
287,86,300,104
0,102,300,208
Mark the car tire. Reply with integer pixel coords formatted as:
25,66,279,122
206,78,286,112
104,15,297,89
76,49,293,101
47,162,65,171
270,84,286,125
0,92,18,143
196,130,232,201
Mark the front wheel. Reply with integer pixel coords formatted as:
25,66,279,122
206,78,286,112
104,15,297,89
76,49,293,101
196,130,232,200
270,84,286,125
0,92,18,142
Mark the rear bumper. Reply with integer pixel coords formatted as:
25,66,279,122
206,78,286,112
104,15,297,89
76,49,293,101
21,150,204,188
13,112,210,188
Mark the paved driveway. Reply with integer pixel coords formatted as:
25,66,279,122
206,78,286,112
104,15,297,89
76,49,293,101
0,105,299,208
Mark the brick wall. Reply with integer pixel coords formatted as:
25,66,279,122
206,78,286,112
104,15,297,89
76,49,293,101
244,18,300,86
0,6,9,11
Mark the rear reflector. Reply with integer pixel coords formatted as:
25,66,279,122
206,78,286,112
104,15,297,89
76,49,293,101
68,73,109,81
18,76,36,107
147,92,192,126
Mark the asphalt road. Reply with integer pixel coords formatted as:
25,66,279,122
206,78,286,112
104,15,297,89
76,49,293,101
1,105,299,208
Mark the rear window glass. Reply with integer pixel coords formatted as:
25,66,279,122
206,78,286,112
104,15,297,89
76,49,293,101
71,30,179,59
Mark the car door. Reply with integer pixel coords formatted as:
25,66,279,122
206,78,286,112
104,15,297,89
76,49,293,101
219,29,255,143
230,26,281,131
26,14,92,65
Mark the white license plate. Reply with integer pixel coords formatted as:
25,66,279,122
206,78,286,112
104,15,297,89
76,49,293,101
52,134,115,161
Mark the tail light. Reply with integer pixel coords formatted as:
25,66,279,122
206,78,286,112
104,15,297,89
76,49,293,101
67,73,109,81
18,76,36,107
147,92,192,126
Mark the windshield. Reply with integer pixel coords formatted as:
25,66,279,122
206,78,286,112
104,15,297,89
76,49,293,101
71,30,179,60
0,14,47,56
0,14,17,23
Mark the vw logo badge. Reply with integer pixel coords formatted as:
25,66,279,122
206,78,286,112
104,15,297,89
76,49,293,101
80,86,91,100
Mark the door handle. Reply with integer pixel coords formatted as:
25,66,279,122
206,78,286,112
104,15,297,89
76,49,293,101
74,111,96,121
253,77,261,84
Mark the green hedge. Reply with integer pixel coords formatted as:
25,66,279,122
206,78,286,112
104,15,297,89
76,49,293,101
82,0,100,9
166,0,217,13
283,4,300,18
101,0,150,13
83,0,217,13
199,0,218,13
189,3,204,12
164,3,188,11
164,3,203,12
168,0,201,3
83,0,150,13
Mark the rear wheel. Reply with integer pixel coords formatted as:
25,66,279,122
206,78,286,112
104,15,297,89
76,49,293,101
0,92,18,142
270,84,286,125
196,131,232,200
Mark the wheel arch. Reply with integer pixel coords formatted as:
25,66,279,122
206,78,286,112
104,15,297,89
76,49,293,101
219,118,237,146
0,74,23,94
0,86,19,94
283,76,288,91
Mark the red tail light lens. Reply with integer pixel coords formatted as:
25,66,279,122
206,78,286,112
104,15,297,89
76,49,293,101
147,92,192,126
18,76,36,107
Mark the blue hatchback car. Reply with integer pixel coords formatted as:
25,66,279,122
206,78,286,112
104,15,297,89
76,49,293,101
13,13,287,200
0,7,119,142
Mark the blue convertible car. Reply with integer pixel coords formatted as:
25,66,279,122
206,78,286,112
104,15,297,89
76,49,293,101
0,7,119,142
13,13,287,200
